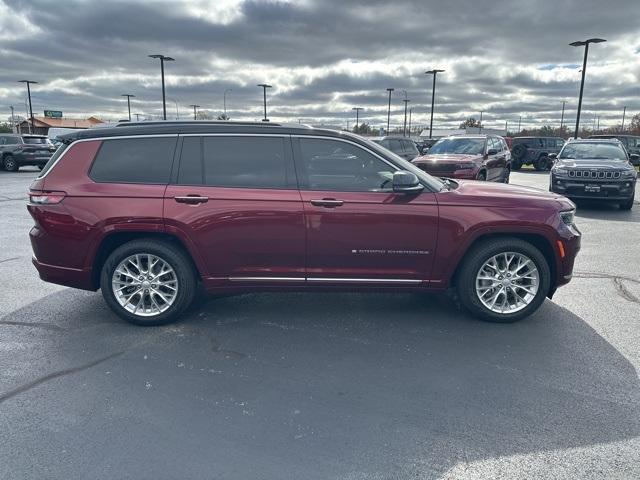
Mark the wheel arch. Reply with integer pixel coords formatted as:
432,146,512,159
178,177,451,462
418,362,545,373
448,232,557,295
91,231,203,289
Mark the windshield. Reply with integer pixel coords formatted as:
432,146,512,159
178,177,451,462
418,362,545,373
22,137,48,145
428,137,485,155
559,143,627,161
357,136,445,191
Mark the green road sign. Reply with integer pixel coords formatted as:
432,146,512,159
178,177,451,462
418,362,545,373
44,110,63,118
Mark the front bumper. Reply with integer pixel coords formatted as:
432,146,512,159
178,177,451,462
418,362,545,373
550,175,636,200
413,163,479,179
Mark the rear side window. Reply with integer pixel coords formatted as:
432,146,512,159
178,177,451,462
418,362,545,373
22,137,48,145
38,143,70,178
90,137,177,184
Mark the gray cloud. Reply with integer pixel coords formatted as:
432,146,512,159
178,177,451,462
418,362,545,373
1,0,638,129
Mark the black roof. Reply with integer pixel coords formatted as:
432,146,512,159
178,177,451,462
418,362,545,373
59,121,346,143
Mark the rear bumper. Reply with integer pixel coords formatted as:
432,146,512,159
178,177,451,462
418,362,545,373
31,256,95,291
15,152,52,166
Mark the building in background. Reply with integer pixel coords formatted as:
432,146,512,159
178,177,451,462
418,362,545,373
17,116,103,135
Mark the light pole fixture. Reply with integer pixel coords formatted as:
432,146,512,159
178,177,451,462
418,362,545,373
425,69,444,139
570,38,606,138
560,100,566,130
18,80,38,134
352,107,363,131
190,104,200,120
121,94,135,121
148,54,175,120
386,88,394,133
223,88,232,116
257,84,272,121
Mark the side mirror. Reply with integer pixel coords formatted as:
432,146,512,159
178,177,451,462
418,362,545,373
392,170,424,194
487,148,498,156
630,154,640,166
548,153,557,159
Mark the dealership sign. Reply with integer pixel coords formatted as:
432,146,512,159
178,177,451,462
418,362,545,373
44,110,63,118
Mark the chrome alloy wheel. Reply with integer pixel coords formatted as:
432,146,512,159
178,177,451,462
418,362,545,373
111,254,178,317
475,252,539,314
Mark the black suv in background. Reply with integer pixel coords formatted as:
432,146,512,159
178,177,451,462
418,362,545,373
0,134,55,171
370,136,420,161
511,136,565,171
549,139,638,210
589,134,640,158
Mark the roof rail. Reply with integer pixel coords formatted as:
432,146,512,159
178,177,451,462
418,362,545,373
115,120,283,127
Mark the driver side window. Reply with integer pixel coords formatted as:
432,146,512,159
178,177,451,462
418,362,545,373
297,138,396,192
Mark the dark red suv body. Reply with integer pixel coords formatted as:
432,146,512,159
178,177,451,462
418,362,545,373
412,135,511,182
28,123,580,325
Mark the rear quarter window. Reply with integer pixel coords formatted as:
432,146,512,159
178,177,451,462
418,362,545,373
89,137,177,184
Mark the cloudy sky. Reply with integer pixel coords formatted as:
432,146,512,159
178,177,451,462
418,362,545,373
0,0,638,131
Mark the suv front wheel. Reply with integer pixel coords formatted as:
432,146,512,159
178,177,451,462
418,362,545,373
100,239,197,326
456,237,551,322
2,155,19,172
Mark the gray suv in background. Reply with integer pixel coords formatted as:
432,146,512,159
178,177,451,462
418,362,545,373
0,134,55,171
511,136,565,171
370,136,420,161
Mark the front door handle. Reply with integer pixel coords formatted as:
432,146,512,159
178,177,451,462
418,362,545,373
310,199,344,208
174,195,209,205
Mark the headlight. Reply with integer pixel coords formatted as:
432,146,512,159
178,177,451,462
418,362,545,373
620,170,636,179
552,168,569,176
455,162,476,170
559,209,575,226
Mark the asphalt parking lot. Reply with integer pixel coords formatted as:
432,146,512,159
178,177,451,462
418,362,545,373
1,168,639,480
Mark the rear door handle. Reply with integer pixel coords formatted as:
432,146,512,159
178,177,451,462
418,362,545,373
174,195,209,205
310,199,344,208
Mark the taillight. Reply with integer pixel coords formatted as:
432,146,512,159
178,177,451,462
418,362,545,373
29,191,66,204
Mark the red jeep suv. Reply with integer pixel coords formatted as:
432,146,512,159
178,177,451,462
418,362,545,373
28,122,580,325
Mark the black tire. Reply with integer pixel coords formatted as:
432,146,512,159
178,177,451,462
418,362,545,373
100,239,198,326
534,156,550,171
455,237,551,323
511,160,522,171
503,166,511,184
477,171,487,181
619,192,634,211
2,155,19,172
511,144,527,161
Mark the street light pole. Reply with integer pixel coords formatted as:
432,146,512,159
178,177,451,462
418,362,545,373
223,89,232,116
402,98,410,137
518,115,522,133
425,69,444,139
134,113,142,121
9,106,14,132
352,107,363,132
18,80,38,134
257,84,272,121
479,111,483,133
570,38,606,139
148,54,175,120
408,108,412,137
121,94,135,121
386,88,394,133
621,106,627,131
560,100,566,130
190,104,200,120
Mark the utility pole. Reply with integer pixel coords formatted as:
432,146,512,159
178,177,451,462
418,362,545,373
479,111,483,133
257,84,272,121
425,69,445,139
121,94,135,121
570,38,606,138
134,113,142,121
621,106,627,131
386,88,394,133
560,100,566,130
402,98,410,137
518,115,522,133
190,104,200,120
9,106,14,132
352,107,363,132
223,89,232,116
408,108,412,137
148,54,175,120
18,80,37,134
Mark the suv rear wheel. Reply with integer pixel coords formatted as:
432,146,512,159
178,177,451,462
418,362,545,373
2,155,19,172
100,239,197,326
456,237,550,323
534,155,550,171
